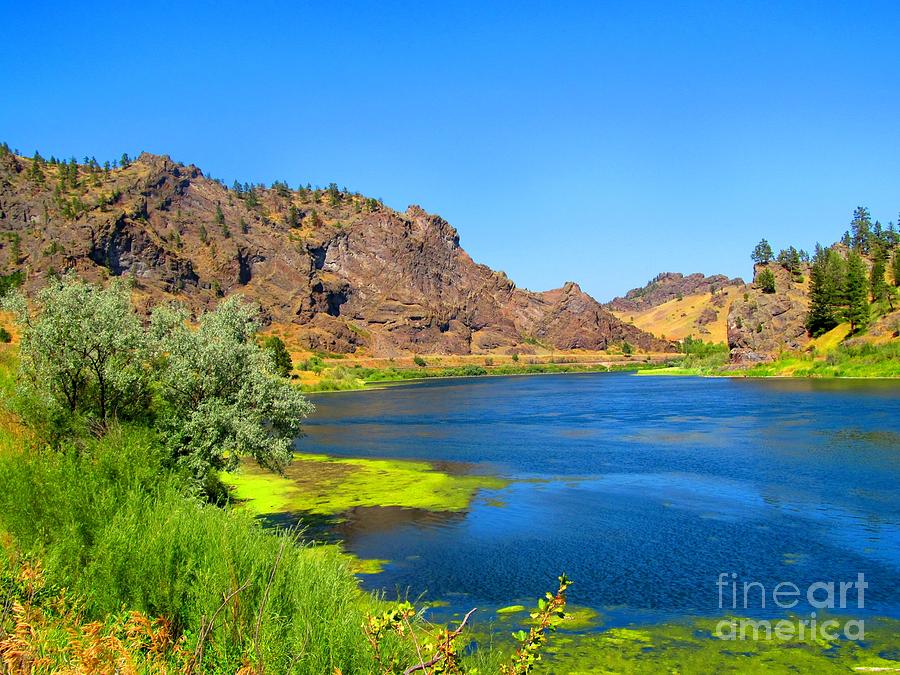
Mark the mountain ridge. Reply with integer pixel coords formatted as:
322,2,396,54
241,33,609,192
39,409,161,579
0,148,672,356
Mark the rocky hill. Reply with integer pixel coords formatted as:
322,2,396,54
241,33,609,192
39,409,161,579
607,273,745,343
607,272,744,313
0,150,670,356
726,263,810,362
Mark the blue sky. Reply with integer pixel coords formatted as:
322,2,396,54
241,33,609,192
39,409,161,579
2,1,899,300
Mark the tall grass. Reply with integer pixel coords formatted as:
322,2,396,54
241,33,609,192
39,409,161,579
741,341,900,378
0,424,415,672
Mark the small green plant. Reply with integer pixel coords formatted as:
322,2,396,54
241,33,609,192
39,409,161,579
362,575,571,674
0,270,24,297
413,355,427,367
511,353,519,362
0,325,10,343
501,574,572,674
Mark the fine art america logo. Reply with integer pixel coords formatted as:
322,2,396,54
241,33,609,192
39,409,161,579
714,572,867,641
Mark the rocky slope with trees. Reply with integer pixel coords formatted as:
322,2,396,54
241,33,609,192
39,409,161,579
0,146,670,356
609,208,899,364
728,213,899,363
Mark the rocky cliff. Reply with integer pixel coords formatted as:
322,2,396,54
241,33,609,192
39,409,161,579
726,263,811,362
0,151,671,355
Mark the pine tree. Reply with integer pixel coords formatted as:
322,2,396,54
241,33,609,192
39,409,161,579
756,267,776,294
844,251,869,332
873,221,885,249
327,182,341,206
893,249,900,287
850,206,872,253
67,158,78,189
263,335,293,377
28,152,45,183
806,246,836,336
888,222,899,249
869,248,888,303
751,239,773,264
287,204,299,228
777,246,801,275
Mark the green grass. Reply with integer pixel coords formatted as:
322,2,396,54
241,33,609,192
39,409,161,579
639,340,900,379
740,341,900,378
0,425,416,672
302,361,669,392
222,452,507,516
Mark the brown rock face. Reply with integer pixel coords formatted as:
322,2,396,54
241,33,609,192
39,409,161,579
726,264,810,362
0,151,671,355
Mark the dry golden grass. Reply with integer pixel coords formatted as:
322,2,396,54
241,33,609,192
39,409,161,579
611,287,743,343
0,311,19,344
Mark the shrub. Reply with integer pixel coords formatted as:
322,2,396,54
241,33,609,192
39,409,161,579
3,275,150,426
263,334,293,377
149,297,313,479
4,277,313,484
756,268,776,294
413,355,427,367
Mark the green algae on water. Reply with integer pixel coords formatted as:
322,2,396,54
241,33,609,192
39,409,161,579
538,616,900,674
222,452,507,516
496,605,526,615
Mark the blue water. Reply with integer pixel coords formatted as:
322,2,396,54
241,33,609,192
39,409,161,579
301,373,900,622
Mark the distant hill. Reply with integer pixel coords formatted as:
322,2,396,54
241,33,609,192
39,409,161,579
610,228,899,363
607,273,745,343
0,148,671,356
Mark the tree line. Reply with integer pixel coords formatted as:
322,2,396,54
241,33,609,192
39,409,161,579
750,207,900,335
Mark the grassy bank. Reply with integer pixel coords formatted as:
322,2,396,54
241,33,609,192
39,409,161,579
738,340,900,378
637,338,900,379
0,420,421,672
301,359,673,392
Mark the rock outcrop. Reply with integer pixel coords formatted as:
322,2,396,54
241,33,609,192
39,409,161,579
726,264,810,363
0,151,672,355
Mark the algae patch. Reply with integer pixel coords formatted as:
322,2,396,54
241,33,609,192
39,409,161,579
222,452,506,516
541,616,900,674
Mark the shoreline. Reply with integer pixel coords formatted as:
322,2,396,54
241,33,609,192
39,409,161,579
304,361,900,394
299,360,673,393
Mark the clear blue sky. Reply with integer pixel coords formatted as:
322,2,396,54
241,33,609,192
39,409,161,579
3,1,899,300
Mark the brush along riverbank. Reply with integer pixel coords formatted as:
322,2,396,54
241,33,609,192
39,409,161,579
299,359,676,392
636,337,900,379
